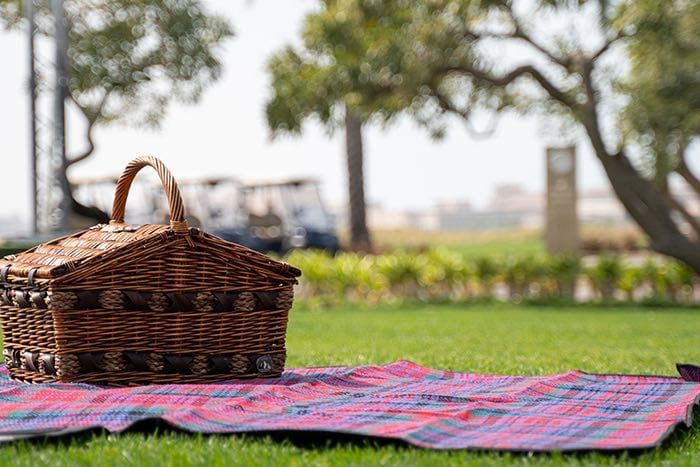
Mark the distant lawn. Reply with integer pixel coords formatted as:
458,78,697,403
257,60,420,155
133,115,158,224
366,226,646,258
2,302,700,466
371,228,545,257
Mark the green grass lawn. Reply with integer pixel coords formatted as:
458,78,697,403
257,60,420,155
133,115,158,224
1,302,700,466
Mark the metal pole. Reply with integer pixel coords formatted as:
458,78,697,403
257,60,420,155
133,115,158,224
51,0,69,232
26,0,38,235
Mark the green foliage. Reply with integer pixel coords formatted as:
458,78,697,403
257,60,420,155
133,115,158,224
287,248,473,305
503,255,556,301
618,0,700,185
470,256,497,296
585,254,624,301
289,249,697,306
546,254,582,299
375,251,426,300
267,0,505,137
266,0,417,134
666,261,696,304
1,0,232,128
617,265,643,301
421,247,470,299
639,259,697,304
641,258,666,299
266,0,634,138
266,47,339,134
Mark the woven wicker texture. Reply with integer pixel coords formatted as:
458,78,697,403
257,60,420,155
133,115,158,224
0,156,300,385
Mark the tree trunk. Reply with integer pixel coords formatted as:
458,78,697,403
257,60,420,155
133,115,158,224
344,109,372,251
59,169,111,226
582,121,700,273
59,94,111,226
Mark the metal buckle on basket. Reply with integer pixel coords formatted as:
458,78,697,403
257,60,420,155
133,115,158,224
256,356,273,373
0,265,10,283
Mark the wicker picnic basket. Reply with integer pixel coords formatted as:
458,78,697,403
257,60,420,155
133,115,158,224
0,156,301,386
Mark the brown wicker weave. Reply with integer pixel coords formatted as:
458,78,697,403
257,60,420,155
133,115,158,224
0,156,301,386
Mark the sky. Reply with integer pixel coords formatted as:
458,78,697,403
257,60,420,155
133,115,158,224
0,0,611,232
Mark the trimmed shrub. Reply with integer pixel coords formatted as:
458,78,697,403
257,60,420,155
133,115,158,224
286,248,697,306
547,254,582,300
585,254,624,301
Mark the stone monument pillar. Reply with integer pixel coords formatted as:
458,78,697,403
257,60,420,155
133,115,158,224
545,146,579,254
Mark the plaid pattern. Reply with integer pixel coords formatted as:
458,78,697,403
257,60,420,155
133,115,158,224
0,361,698,451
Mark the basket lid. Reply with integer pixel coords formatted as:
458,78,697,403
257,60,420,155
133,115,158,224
0,224,172,281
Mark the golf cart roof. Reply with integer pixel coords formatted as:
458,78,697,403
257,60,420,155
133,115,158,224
71,175,120,186
241,178,320,190
178,176,241,186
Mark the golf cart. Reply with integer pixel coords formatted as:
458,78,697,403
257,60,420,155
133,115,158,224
177,177,340,255
236,178,340,254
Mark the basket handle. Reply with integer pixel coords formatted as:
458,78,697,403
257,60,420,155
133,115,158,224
110,156,188,232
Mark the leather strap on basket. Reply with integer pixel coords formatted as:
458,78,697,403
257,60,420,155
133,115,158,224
110,156,188,232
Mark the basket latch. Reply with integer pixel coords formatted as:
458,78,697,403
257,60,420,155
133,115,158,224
0,265,9,283
256,356,273,373
27,268,38,287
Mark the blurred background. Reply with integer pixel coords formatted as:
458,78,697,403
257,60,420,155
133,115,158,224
1,0,699,305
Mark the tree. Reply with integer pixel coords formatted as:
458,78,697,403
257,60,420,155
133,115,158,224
1,0,232,222
271,0,700,271
620,1,700,202
266,44,372,251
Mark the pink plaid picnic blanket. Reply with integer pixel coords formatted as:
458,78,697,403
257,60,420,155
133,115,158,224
0,361,698,451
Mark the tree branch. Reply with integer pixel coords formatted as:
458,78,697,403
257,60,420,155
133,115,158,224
431,90,498,139
499,6,572,69
590,30,627,62
666,192,700,238
439,63,577,111
676,147,700,197
579,58,607,153
477,30,570,68
66,91,110,167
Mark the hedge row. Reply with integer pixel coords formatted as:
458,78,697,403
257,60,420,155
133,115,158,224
284,249,698,306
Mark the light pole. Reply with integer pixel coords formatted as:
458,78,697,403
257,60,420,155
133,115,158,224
28,0,70,235
26,0,38,235
51,0,69,233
